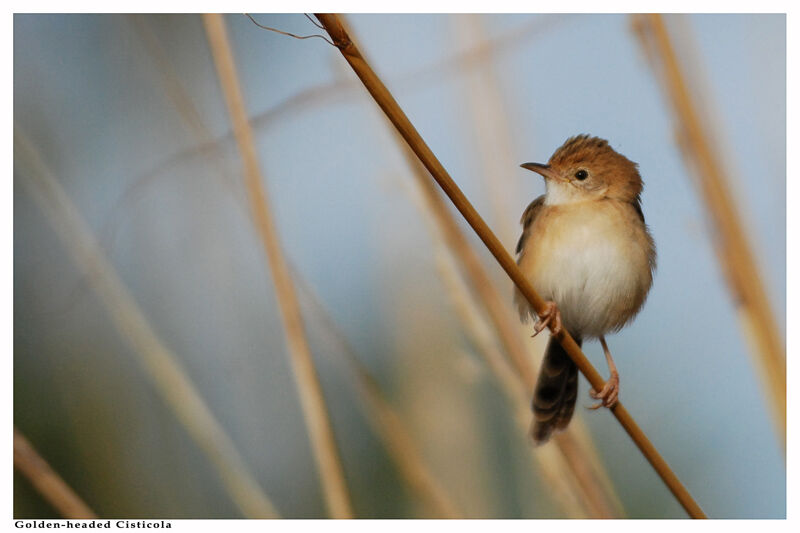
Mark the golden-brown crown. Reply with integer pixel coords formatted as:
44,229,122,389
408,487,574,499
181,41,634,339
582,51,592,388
549,135,642,201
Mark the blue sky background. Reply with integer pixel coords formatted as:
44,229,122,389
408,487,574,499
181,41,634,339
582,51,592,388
14,14,785,518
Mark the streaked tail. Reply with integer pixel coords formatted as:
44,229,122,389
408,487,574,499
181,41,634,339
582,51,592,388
530,336,580,445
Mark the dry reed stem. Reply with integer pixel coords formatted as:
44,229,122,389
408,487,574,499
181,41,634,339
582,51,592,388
14,130,279,519
296,278,463,519
316,13,706,519
330,14,526,392
336,14,613,518
202,14,353,518
631,14,785,447
14,428,98,519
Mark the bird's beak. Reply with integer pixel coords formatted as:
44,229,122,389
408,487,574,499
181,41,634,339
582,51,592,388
520,162,560,181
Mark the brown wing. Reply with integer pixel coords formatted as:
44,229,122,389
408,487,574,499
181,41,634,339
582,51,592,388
631,194,645,223
630,194,657,273
515,195,545,256
514,195,545,322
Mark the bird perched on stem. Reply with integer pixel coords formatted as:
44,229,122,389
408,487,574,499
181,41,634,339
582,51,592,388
514,135,656,445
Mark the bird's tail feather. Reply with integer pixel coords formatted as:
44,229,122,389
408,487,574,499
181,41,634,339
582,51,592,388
530,336,580,445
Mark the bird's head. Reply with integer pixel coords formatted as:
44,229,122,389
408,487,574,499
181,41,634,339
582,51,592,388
521,135,642,205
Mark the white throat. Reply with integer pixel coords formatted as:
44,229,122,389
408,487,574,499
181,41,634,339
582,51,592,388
544,180,584,205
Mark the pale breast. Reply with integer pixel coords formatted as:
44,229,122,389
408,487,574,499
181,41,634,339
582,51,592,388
517,200,654,338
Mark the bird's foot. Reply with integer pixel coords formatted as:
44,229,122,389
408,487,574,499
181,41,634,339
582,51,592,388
588,371,619,409
532,301,562,338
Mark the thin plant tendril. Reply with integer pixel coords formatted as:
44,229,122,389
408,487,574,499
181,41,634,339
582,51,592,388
244,13,336,47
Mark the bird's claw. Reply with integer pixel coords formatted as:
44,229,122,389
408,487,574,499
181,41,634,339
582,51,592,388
588,371,619,410
532,301,562,338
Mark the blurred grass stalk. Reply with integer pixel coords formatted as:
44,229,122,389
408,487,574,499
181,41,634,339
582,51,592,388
14,129,280,519
296,278,464,518
202,14,354,518
632,14,786,447
14,428,98,519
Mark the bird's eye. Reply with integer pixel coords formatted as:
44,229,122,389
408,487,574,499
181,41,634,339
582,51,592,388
574,169,588,181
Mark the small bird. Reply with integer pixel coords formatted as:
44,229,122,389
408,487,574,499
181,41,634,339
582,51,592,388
514,135,656,444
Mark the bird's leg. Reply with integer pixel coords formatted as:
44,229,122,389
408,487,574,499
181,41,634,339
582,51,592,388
532,300,562,337
588,336,620,409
